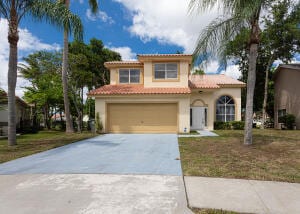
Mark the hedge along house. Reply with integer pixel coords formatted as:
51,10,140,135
88,54,245,133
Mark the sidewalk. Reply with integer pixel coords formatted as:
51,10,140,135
185,176,300,214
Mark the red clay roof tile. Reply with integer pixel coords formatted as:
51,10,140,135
88,84,191,95
189,74,245,89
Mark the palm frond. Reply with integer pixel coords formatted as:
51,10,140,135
88,0,99,14
189,0,264,20
193,15,248,67
28,0,83,41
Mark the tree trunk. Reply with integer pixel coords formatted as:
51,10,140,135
261,56,273,129
244,15,260,146
62,0,74,133
7,2,19,146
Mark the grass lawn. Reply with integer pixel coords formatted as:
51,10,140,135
179,129,300,183
0,131,95,163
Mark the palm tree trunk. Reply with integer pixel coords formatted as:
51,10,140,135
261,56,273,129
62,0,74,133
7,2,19,146
244,16,260,145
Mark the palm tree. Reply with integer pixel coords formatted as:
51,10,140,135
60,0,98,133
189,0,271,145
0,0,83,146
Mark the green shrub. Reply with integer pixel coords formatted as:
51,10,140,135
95,112,103,133
214,121,245,130
214,121,225,130
214,121,231,130
231,121,245,130
279,114,296,130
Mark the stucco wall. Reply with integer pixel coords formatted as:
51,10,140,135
190,88,242,130
143,61,189,88
274,69,300,129
109,61,189,88
95,95,190,133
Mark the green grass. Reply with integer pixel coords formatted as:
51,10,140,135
0,131,95,163
179,129,300,183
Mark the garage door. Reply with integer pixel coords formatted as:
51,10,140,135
107,103,178,133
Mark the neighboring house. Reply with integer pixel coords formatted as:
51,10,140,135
88,54,245,133
0,93,30,136
274,64,300,130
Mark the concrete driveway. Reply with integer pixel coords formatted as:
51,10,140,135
0,134,192,214
0,134,182,175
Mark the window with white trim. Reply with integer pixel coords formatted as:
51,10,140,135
119,69,140,84
216,96,235,122
154,63,178,80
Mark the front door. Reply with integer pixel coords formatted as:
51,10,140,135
190,107,206,130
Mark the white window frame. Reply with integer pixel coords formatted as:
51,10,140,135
154,63,178,80
216,96,235,122
119,69,140,84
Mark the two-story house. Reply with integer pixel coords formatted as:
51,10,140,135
88,54,245,133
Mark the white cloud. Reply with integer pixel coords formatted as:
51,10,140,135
220,64,241,79
0,19,60,98
109,46,136,60
86,9,115,24
114,0,220,53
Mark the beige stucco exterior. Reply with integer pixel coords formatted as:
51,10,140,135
190,88,242,130
274,66,300,129
92,54,244,133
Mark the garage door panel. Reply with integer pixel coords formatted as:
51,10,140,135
107,103,177,133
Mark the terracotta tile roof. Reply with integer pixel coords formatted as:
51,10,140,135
88,84,191,95
104,61,143,66
189,74,246,89
137,54,193,57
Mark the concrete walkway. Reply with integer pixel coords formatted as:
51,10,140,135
185,176,300,214
178,130,218,138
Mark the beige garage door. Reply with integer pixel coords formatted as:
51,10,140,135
107,103,178,133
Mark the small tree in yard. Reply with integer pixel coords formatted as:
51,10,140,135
95,112,103,134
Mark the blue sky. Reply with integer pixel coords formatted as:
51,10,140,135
0,0,299,97
20,0,185,57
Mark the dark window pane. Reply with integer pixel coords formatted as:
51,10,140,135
130,69,140,76
130,76,140,83
166,63,177,71
120,76,129,83
130,69,140,83
166,70,177,78
227,115,235,122
119,69,129,83
154,64,165,71
226,105,235,114
155,70,165,79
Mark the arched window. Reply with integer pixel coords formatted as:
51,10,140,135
216,96,235,122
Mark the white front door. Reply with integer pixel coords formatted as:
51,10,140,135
190,107,206,130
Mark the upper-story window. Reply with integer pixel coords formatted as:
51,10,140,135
154,63,178,80
119,69,140,84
